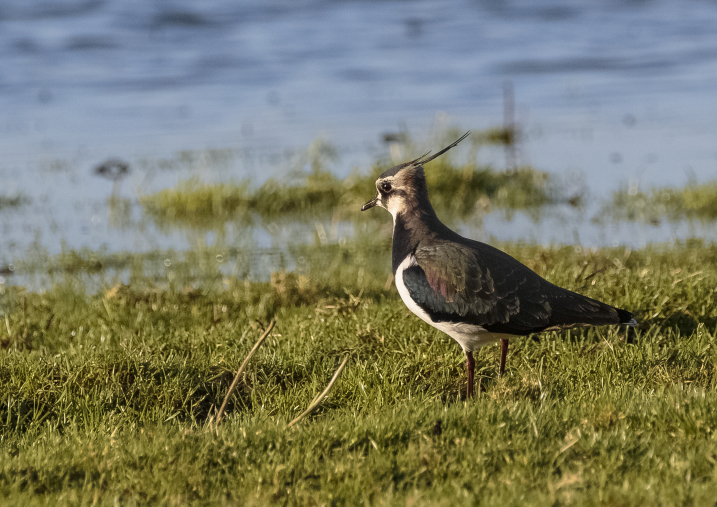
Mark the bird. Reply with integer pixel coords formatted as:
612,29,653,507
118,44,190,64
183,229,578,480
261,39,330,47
361,131,636,397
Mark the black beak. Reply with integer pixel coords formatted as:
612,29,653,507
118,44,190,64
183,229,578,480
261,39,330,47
361,196,378,211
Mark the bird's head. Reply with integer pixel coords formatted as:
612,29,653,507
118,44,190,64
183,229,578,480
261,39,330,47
361,131,470,220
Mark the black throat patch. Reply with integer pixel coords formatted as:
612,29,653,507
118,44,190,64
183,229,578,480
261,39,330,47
392,213,417,274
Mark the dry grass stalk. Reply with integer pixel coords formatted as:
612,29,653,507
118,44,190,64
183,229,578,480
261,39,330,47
215,319,277,425
287,355,349,428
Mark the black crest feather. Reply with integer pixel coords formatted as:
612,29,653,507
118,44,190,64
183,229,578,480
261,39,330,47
380,131,471,178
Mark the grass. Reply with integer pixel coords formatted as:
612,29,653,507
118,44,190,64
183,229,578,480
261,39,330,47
596,181,717,225
2,239,717,505
139,132,563,230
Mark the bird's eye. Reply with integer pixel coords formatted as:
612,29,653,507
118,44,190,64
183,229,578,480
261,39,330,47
380,181,392,193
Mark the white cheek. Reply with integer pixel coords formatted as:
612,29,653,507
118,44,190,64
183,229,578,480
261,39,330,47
385,196,404,221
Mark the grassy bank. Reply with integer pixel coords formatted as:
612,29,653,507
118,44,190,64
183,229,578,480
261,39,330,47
597,181,717,225
139,132,562,230
139,164,557,229
2,241,717,505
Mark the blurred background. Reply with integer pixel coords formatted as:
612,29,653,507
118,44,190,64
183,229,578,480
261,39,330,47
1,0,717,288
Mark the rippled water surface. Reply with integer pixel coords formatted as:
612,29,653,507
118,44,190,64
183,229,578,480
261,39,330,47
2,0,717,259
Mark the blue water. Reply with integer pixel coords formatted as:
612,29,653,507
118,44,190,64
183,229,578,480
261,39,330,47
2,0,717,260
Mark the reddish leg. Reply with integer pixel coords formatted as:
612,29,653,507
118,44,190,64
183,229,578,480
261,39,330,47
499,338,509,377
465,350,475,398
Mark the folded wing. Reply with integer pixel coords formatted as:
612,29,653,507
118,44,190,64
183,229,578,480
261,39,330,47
402,242,630,335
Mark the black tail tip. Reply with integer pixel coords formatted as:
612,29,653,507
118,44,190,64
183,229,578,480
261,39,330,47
616,308,637,326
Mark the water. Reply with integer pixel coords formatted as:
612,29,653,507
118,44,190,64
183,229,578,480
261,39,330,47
2,0,717,260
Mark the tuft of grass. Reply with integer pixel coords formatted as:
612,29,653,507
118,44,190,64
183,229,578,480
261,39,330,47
140,163,557,228
139,131,562,230
140,179,254,229
2,241,717,504
420,160,555,219
596,181,717,224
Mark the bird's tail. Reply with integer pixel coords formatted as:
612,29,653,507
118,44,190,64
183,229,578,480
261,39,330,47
616,308,637,326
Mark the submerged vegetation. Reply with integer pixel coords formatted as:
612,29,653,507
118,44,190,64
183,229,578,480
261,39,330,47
0,193,30,210
597,180,717,224
2,240,717,504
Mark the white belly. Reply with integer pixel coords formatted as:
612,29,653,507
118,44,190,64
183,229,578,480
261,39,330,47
394,255,510,352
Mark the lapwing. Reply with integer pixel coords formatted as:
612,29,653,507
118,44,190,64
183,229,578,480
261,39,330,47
361,132,636,397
